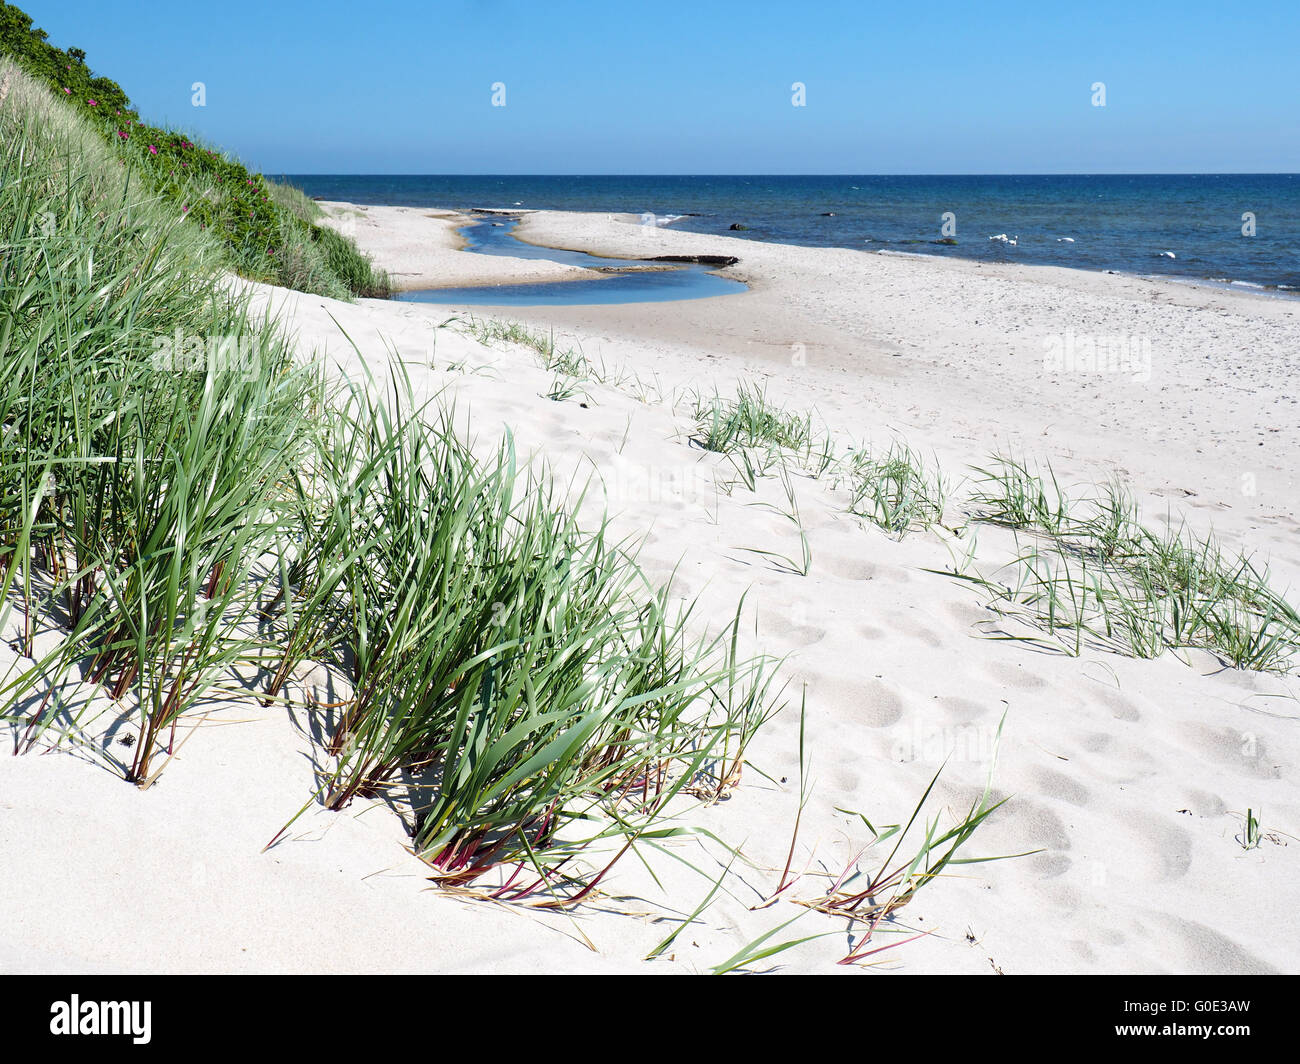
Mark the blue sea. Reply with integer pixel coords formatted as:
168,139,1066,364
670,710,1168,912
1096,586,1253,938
284,175,1300,292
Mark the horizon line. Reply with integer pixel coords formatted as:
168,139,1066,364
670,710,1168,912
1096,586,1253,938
275,171,1300,178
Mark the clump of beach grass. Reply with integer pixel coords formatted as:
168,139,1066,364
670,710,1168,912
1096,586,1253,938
841,441,947,536
968,453,1070,536
940,453,1300,673
689,382,815,455
265,370,786,896
0,61,316,780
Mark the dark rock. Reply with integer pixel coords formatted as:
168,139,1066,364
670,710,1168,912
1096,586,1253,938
647,254,740,266
728,223,748,231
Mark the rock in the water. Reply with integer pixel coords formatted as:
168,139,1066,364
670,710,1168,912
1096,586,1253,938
729,223,748,231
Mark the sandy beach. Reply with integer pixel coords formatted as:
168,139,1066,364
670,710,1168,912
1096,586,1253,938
5,200,1299,976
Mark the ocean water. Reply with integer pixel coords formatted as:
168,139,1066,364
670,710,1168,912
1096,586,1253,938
285,174,1300,291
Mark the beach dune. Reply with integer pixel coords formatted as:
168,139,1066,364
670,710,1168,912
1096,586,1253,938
5,201,1298,975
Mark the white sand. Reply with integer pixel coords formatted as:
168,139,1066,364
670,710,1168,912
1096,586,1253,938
316,202,604,289
4,205,1298,974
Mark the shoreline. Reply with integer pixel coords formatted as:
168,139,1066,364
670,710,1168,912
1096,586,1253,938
323,196,1300,302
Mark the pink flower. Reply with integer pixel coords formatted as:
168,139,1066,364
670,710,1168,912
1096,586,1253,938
62,87,71,94
87,99,97,106
148,145,158,155
117,130,129,140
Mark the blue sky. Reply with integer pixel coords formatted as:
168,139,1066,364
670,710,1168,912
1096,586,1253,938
22,0,1300,173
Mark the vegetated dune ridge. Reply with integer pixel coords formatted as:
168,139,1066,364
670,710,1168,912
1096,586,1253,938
4,151,1298,971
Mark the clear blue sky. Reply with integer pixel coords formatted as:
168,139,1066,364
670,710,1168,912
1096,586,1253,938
22,0,1300,173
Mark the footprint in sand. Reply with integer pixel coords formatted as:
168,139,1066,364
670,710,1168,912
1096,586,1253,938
1095,689,1142,722
1145,913,1278,974
1184,789,1227,817
945,600,991,629
983,661,1049,690
859,611,944,649
1030,766,1091,807
1080,731,1115,755
1004,802,1073,879
810,676,905,728
934,695,992,722
1180,723,1281,780
1120,812,1194,882
816,553,878,581
760,609,827,648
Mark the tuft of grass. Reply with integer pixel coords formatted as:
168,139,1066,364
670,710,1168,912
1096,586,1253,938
799,715,1029,965
261,366,786,896
689,382,816,456
937,452,1300,673
968,454,1070,536
842,441,946,535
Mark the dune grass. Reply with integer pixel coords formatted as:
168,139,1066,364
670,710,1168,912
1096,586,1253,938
266,177,323,223
688,382,817,455
841,441,947,535
945,453,1300,672
262,369,785,890
0,61,316,779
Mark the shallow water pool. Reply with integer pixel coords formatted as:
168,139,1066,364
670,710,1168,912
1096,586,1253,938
392,217,746,306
